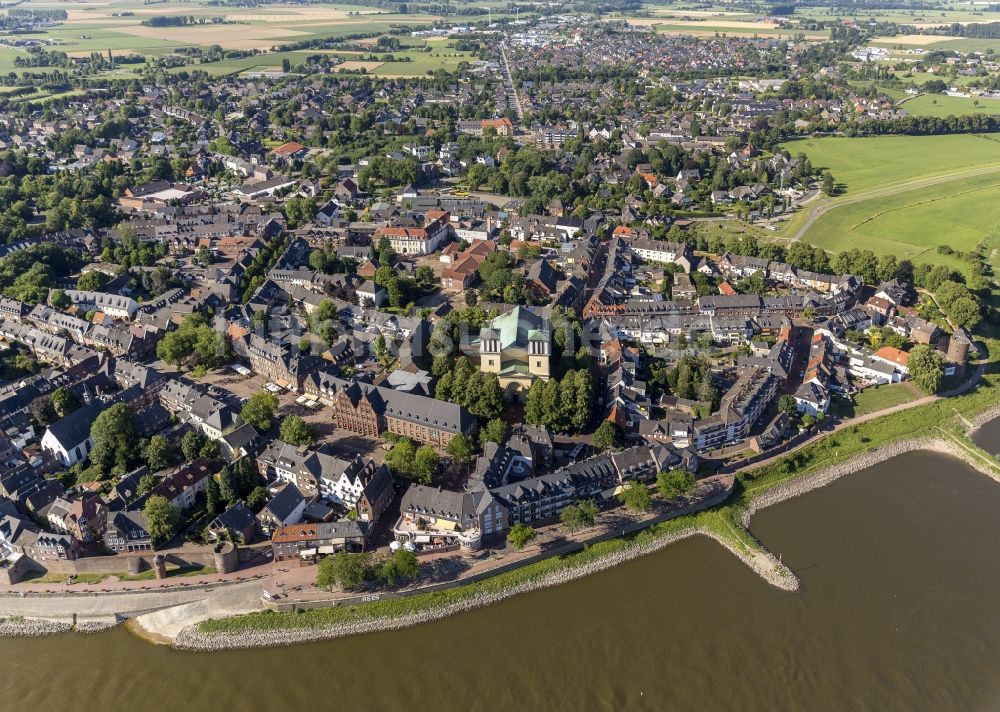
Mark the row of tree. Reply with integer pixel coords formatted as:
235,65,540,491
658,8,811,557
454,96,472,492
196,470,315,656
434,358,505,421
316,548,420,591
524,369,595,434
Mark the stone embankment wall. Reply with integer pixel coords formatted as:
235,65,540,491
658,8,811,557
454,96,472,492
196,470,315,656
741,437,999,530
0,617,72,637
967,406,1000,435
38,543,267,576
174,526,796,651
0,615,124,637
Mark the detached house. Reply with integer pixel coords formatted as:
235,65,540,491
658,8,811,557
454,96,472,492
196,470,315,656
258,483,307,535
40,400,105,467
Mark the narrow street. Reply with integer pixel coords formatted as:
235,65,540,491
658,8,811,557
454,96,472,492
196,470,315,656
499,43,524,123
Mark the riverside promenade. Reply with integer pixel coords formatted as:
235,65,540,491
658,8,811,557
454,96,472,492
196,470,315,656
0,342,991,645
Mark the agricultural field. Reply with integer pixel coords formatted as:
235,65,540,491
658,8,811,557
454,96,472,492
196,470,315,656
781,134,1000,193
651,23,828,39
872,34,1000,53
0,0,492,73
899,93,1000,118
624,16,828,39
778,134,1000,276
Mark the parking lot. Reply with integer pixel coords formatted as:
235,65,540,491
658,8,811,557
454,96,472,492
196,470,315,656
196,366,385,463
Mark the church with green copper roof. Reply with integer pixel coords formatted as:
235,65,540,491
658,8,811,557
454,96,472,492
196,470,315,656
479,307,551,400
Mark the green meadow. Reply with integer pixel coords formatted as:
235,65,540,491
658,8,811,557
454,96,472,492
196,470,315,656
899,93,1000,118
798,171,1000,272
780,134,1000,274
782,134,1000,193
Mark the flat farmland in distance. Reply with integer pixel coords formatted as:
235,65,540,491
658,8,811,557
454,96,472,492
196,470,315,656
0,1,463,70
797,171,1000,273
779,134,1000,276
781,134,1000,193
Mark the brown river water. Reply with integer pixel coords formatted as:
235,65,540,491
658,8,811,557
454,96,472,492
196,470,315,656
974,417,1000,455
3,449,1000,712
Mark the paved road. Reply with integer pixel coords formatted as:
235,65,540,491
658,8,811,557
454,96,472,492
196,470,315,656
498,43,523,123
0,579,264,623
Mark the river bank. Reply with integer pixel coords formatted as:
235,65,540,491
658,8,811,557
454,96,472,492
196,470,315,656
3,388,997,650
175,435,998,651
173,525,797,651
967,404,1000,436
0,616,121,637
740,436,1000,529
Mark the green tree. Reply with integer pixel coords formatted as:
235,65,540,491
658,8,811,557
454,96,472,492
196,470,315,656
593,421,621,451
138,473,157,495
143,495,181,545
205,476,222,517
946,297,981,329
560,504,584,532
560,499,598,532
181,430,204,461
413,444,440,485
821,171,835,196
143,435,174,471
199,438,221,461
49,288,70,309
50,386,79,417
446,433,475,465
385,439,416,478
507,523,537,550
90,403,138,473
577,499,598,527
317,552,370,590
379,548,419,587
778,394,799,416
908,344,944,395
657,469,696,499
76,270,109,292
218,467,240,505
619,481,652,513
156,313,231,370
246,485,269,513
480,418,509,447
241,392,280,431
194,245,213,267
279,414,317,446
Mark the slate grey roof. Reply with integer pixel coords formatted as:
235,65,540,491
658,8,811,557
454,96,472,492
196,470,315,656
45,400,105,450
263,484,305,522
